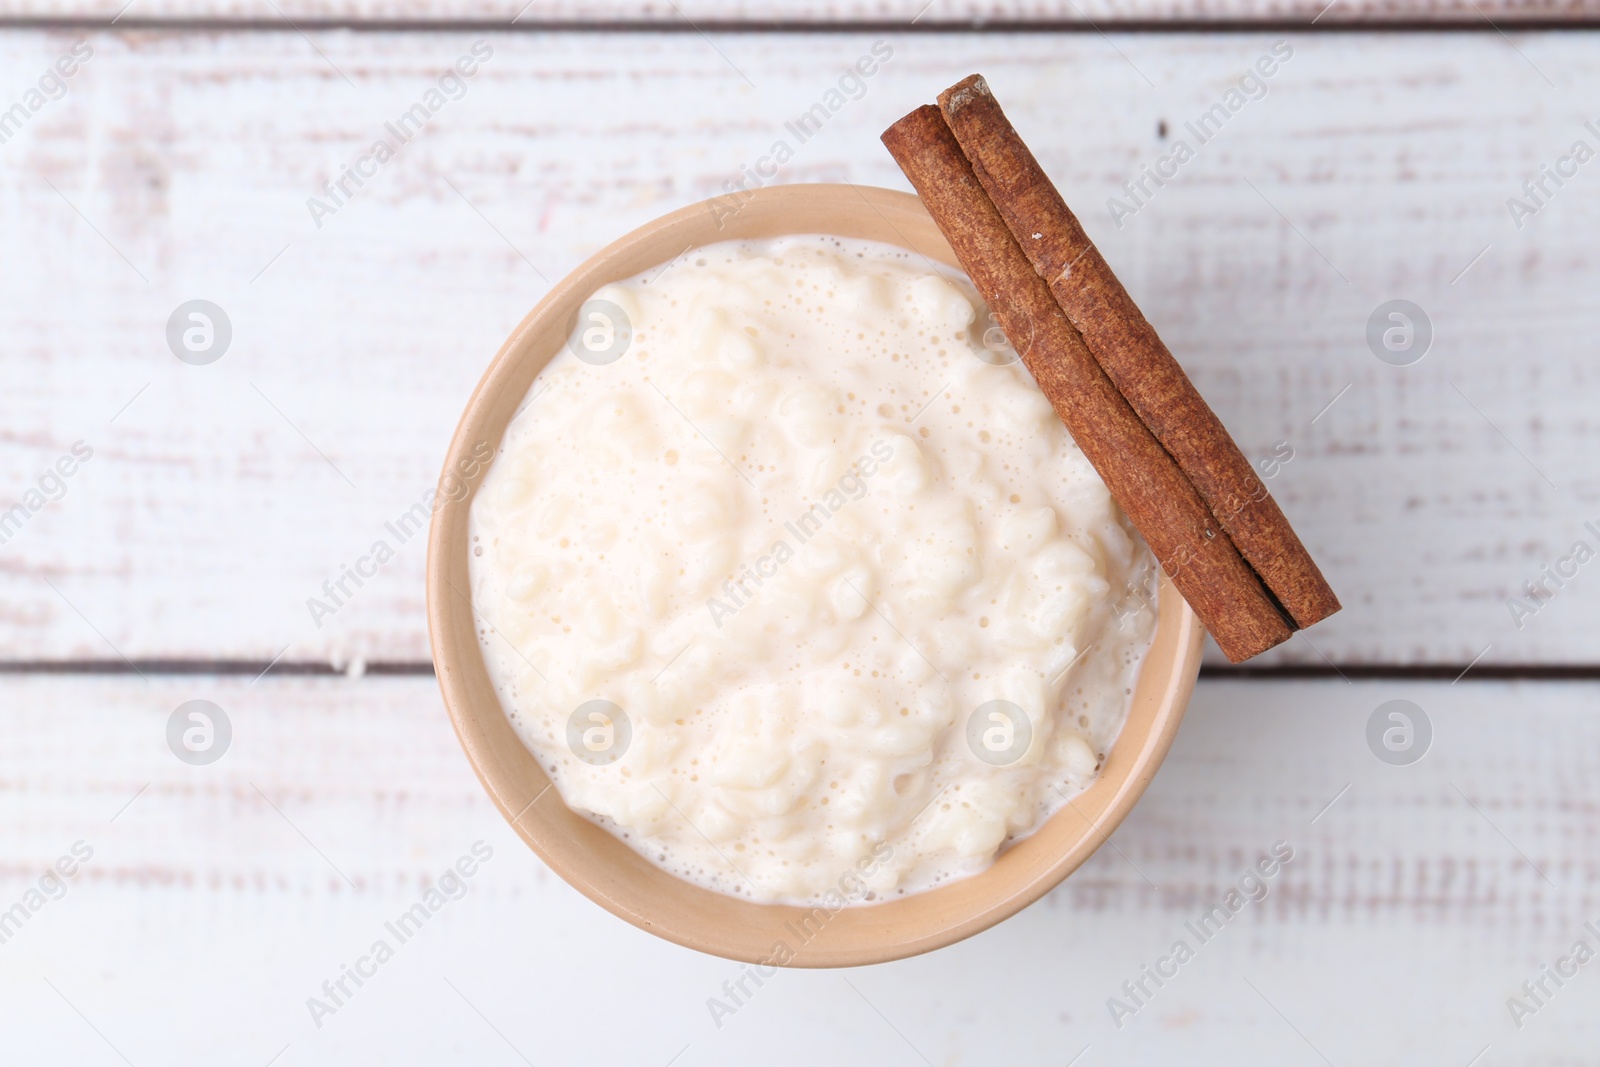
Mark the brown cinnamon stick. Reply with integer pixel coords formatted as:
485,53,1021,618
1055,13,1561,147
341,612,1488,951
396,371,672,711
882,106,1291,662
938,74,1340,630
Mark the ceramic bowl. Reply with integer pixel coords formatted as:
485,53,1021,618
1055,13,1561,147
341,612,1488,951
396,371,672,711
426,183,1203,967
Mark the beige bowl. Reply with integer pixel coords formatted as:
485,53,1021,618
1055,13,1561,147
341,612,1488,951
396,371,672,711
426,183,1203,967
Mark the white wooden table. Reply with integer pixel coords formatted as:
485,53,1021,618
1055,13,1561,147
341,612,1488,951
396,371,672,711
3,4,1598,1063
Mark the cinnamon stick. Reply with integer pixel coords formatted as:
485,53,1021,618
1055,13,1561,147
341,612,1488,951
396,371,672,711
938,74,1340,630
882,105,1292,662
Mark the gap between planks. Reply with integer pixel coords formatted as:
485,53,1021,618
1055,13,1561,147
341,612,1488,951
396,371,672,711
5,660,1600,681
4,16,1600,31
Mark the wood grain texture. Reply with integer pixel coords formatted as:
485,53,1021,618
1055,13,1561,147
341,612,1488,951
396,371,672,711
1,29,1597,667
0,674,1595,1063
2,0,1597,25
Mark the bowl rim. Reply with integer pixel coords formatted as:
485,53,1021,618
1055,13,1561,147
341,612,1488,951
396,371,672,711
426,182,1204,967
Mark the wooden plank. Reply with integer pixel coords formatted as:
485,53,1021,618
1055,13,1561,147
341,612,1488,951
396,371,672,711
1,30,1597,666
1,1,1596,26
1,674,1596,1061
